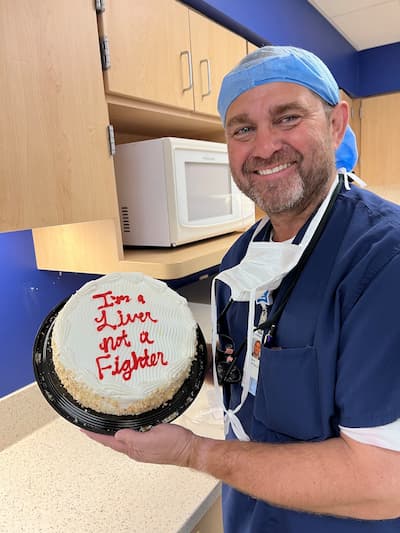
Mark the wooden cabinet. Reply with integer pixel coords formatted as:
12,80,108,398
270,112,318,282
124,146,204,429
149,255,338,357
359,93,400,201
99,0,194,111
188,9,247,116
99,0,247,117
0,0,119,232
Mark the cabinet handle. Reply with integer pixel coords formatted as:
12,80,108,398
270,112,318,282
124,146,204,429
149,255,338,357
180,50,193,92
200,58,211,97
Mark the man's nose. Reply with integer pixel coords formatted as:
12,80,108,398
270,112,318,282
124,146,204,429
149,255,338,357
252,126,284,159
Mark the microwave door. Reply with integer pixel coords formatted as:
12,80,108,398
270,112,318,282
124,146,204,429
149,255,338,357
174,150,244,243
186,162,233,221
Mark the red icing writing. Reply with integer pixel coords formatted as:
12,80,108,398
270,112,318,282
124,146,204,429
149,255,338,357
92,290,131,309
96,350,168,381
90,289,167,382
94,308,158,332
139,330,154,344
99,329,131,353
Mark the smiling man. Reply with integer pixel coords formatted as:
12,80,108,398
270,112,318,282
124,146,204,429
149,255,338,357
85,46,400,532
224,80,346,240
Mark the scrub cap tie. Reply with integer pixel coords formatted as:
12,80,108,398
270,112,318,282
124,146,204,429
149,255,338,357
218,45,358,171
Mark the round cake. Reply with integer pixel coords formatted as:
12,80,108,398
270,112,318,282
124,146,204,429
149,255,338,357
51,272,198,415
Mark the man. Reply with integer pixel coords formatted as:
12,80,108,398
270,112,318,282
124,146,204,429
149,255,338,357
85,47,400,532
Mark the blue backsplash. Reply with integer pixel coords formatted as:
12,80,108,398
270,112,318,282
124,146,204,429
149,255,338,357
0,230,98,397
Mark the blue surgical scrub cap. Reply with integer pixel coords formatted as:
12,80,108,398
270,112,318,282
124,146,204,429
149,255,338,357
335,124,358,172
218,45,358,171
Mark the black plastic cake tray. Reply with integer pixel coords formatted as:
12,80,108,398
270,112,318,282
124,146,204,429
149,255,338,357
33,297,208,435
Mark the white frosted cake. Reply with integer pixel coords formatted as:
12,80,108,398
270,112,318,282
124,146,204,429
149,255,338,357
51,272,198,415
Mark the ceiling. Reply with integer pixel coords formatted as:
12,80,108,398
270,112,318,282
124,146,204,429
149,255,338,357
308,0,400,51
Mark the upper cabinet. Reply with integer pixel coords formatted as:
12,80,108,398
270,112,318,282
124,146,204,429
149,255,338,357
0,0,118,232
188,9,247,116
99,0,247,117
99,0,194,111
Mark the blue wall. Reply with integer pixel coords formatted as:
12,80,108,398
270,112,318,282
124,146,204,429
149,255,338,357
358,42,400,97
0,231,98,397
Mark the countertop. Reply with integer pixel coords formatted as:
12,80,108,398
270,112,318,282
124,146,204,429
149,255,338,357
0,380,224,533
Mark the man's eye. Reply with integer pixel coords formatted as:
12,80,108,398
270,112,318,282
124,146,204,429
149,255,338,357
233,126,254,137
279,115,301,125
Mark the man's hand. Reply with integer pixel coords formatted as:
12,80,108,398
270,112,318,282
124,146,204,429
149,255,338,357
82,423,196,467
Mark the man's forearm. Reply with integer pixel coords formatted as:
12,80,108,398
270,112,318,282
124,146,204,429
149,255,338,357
189,432,400,520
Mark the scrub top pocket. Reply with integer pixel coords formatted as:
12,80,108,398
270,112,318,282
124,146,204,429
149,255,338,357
253,346,323,441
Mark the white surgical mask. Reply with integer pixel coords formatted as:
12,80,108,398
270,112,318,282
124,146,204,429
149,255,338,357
211,177,340,441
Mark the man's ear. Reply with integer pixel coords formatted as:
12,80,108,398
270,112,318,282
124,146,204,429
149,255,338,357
331,101,349,149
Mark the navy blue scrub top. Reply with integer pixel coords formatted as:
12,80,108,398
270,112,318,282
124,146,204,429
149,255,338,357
216,183,400,532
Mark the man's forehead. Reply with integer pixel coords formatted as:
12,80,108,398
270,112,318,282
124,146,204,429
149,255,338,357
225,82,322,122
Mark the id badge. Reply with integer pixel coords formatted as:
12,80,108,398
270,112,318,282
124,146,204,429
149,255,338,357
249,329,262,395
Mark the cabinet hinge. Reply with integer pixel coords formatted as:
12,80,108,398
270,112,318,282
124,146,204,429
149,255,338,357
99,36,111,70
95,0,105,13
107,125,116,156
359,100,362,120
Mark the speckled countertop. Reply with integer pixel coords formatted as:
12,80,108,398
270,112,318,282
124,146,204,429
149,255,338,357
0,381,224,533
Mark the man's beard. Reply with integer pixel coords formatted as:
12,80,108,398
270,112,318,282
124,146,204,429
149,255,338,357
232,141,335,216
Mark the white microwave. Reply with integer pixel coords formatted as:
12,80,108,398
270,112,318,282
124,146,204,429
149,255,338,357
113,137,255,247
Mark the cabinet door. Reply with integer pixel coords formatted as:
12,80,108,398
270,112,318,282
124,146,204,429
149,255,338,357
189,11,247,117
0,0,118,232
360,93,400,189
101,0,194,111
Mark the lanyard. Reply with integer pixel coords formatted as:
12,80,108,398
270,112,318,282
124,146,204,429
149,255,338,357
216,175,343,385
257,174,343,346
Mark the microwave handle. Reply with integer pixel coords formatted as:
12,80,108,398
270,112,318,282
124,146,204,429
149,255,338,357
180,50,193,92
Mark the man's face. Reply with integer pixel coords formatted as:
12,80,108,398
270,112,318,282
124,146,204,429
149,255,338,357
224,82,342,216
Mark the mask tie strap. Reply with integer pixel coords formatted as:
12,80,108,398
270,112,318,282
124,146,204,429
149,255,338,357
211,277,253,441
211,278,246,439
225,410,250,441
337,168,367,190
224,287,256,441
240,287,256,405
